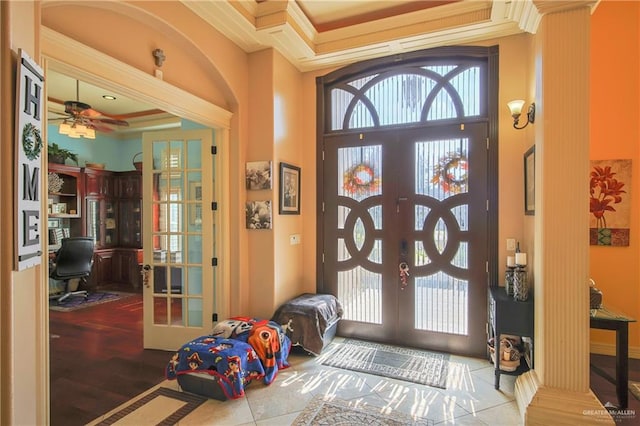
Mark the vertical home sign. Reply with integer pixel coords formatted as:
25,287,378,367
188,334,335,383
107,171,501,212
15,49,44,271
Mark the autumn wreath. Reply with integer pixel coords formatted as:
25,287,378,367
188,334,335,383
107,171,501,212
343,163,380,196
431,151,468,193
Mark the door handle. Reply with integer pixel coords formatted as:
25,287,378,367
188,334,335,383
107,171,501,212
141,264,152,288
396,197,408,213
399,262,410,290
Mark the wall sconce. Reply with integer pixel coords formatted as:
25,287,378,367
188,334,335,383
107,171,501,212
507,100,535,129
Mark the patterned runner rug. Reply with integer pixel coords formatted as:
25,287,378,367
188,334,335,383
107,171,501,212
319,339,449,389
292,395,434,426
50,291,134,312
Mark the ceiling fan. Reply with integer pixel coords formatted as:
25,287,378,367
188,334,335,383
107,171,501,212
50,80,129,138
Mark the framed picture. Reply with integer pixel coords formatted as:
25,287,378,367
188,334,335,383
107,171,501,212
245,200,272,229
279,162,301,215
189,181,202,225
245,161,272,190
524,145,535,215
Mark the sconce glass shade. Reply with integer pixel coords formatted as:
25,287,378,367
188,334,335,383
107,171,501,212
507,99,525,117
508,100,535,129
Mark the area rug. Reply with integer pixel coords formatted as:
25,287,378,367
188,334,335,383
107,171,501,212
93,387,206,426
292,395,434,426
630,381,640,401
50,292,134,312
319,339,449,389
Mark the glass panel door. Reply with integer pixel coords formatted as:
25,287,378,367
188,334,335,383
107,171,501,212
142,129,214,350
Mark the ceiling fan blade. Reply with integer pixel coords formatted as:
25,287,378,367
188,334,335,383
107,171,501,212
91,117,129,127
89,122,116,132
78,107,129,127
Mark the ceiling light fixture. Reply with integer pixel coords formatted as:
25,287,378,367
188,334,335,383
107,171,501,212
59,120,96,139
102,95,116,100
507,100,535,130
58,80,98,139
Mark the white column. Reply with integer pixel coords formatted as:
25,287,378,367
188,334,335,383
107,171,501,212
516,3,614,425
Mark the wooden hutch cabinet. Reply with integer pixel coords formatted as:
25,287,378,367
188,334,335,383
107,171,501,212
113,170,143,289
83,168,142,290
47,164,83,243
84,168,117,249
48,164,143,291
116,171,142,248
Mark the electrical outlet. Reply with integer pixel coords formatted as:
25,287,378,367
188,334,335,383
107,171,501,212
506,238,516,251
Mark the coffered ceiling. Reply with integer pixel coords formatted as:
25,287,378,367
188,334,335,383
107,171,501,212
183,0,546,72
47,0,598,131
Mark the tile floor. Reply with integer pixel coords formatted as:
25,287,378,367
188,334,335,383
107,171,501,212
88,337,523,425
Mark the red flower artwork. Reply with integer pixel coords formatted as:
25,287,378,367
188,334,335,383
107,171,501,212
589,165,626,228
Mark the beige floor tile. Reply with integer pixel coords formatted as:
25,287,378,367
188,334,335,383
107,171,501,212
94,341,526,426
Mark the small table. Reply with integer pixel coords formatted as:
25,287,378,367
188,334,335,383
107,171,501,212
590,305,636,409
488,287,534,389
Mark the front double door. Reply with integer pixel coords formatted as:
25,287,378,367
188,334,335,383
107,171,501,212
323,123,488,356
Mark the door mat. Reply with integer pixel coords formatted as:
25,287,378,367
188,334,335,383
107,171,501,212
91,387,206,426
49,292,134,312
292,395,434,426
318,339,449,389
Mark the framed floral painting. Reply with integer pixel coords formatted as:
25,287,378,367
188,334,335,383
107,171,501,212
589,159,631,246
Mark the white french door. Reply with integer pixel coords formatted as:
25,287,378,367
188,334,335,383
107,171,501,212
142,129,215,350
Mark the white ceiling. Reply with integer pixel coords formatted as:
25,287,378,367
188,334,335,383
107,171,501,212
47,70,179,137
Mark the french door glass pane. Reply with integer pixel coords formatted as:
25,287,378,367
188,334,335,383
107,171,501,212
336,145,382,323
414,139,469,335
151,138,204,327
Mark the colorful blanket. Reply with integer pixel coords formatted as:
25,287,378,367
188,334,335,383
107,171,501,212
211,317,291,384
165,336,265,400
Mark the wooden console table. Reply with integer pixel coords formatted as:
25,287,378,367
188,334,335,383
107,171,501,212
590,305,636,409
488,286,534,389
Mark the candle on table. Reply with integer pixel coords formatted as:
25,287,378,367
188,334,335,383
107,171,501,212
507,256,515,267
515,252,527,266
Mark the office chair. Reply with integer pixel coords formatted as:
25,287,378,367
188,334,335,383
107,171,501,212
50,237,95,303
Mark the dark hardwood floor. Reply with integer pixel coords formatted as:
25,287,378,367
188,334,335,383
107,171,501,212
49,290,639,425
589,353,640,424
49,289,172,426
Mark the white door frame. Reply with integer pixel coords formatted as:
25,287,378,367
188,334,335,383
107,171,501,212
41,25,233,418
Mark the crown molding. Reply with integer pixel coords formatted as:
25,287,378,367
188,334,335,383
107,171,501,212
182,0,530,72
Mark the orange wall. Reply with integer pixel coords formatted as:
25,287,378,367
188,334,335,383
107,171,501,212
273,49,305,306
590,0,640,350
247,49,276,318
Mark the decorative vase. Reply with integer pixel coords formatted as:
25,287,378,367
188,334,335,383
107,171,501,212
513,266,529,301
48,154,65,164
505,267,515,296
